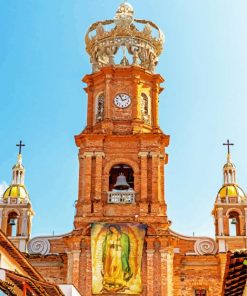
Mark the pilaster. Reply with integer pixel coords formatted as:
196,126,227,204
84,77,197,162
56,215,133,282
94,152,105,214
245,208,247,236
105,74,112,120
138,152,148,215
0,208,3,229
152,82,159,129
150,152,159,213
85,237,92,296
217,207,224,236
83,152,94,213
146,237,155,296
86,83,94,128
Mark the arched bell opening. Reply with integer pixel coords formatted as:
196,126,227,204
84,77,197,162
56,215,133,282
109,164,134,191
108,164,135,204
228,211,240,236
7,211,19,237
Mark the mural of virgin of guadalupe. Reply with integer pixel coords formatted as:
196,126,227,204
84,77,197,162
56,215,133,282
102,225,133,293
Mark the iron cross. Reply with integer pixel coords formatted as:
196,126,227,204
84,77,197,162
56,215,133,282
16,140,25,154
223,139,234,154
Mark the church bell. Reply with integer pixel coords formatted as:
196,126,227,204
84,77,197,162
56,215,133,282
231,218,238,225
114,173,130,190
9,218,16,226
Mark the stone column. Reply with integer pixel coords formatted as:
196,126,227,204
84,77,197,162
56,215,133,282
245,208,247,236
217,207,226,252
132,77,141,121
83,152,94,213
94,152,105,214
78,153,84,203
67,252,74,284
132,77,142,133
21,209,28,236
138,152,148,215
146,238,155,296
94,152,104,199
160,250,168,296
2,212,8,234
150,152,160,214
105,74,112,120
72,250,81,289
85,238,92,296
0,208,3,230
217,208,224,236
86,83,94,128
152,82,159,129
67,250,81,289
167,250,174,296
160,155,165,202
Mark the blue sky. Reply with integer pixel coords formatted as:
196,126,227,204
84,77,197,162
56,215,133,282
0,0,247,238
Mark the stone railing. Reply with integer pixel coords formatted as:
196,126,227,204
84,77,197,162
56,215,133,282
107,191,135,204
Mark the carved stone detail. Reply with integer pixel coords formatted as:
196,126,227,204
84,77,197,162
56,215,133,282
194,238,217,255
28,237,51,255
85,3,164,73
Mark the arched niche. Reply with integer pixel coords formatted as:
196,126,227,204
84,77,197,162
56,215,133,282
227,210,241,236
103,158,139,192
7,211,19,237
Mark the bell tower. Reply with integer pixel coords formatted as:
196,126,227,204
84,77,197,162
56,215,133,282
212,140,247,252
74,2,170,230
0,141,34,252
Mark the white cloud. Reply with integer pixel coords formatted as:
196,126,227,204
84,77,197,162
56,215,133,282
0,181,8,197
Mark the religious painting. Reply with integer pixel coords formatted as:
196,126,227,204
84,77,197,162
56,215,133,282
91,223,146,294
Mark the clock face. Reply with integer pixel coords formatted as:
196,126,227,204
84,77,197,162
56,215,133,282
114,93,131,109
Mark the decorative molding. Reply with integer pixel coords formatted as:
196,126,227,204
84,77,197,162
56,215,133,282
194,238,217,255
83,152,94,158
138,152,149,158
94,152,105,157
169,229,217,256
28,237,51,255
27,232,71,255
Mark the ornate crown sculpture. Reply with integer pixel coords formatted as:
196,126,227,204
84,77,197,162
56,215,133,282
85,2,165,73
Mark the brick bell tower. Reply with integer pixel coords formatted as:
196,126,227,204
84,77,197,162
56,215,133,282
212,140,247,252
67,3,174,295
74,2,170,230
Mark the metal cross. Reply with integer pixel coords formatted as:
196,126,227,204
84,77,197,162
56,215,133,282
16,140,25,154
223,139,234,154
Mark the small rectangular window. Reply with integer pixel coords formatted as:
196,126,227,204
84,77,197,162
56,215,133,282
195,289,206,296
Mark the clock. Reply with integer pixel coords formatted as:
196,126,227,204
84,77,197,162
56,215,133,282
114,93,131,109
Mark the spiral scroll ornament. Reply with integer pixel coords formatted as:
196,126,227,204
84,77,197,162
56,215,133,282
194,238,217,255
27,237,51,255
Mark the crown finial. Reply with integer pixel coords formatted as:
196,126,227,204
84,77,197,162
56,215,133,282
85,3,164,73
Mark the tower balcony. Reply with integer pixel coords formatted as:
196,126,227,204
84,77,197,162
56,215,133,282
107,190,135,204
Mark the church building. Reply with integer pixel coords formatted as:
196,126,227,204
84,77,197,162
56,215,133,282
1,2,247,295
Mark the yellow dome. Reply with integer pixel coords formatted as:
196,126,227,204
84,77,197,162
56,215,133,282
3,185,29,200
223,162,235,169
218,184,245,199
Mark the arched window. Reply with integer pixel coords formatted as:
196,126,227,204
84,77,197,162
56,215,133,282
95,94,104,122
228,211,240,236
7,211,18,237
109,164,134,191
